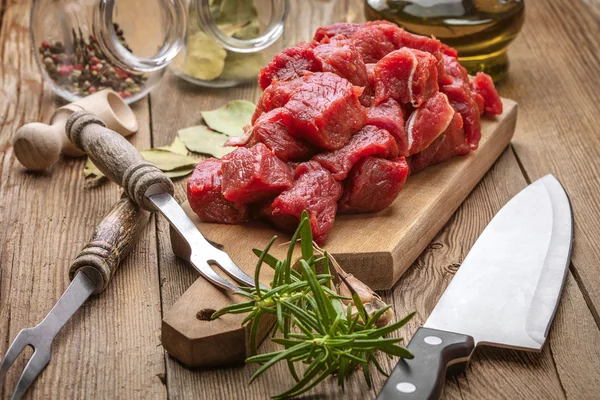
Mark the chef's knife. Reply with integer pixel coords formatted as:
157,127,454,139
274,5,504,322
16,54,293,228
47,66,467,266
377,174,573,399
64,110,257,292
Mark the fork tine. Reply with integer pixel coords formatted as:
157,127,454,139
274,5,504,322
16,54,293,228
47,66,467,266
190,253,240,292
213,253,258,289
0,329,33,382
10,348,51,400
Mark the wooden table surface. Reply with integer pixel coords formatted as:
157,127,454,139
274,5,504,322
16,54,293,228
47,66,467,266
2,0,600,399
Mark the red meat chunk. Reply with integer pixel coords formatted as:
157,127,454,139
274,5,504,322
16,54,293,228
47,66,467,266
221,143,293,204
258,44,322,90
470,73,503,115
256,72,367,150
410,112,469,173
187,159,249,224
251,109,317,162
313,21,395,42
405,92,455,155
374,48,439,108
366,98,408,156
314,22,363,42
352,22,402,64
313,125,399,180
313,38,369,87
271,161,343,244
440,54,482,149
338,157,409,214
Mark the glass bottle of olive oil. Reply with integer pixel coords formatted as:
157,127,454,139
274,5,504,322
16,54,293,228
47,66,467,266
365,0,525,82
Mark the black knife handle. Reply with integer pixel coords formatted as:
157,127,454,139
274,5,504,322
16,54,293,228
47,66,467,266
377,327,475,400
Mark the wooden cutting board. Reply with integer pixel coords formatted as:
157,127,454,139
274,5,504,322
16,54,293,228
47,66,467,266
162,98,518,368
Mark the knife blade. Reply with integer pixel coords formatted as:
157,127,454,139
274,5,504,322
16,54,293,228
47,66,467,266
377,174,573,399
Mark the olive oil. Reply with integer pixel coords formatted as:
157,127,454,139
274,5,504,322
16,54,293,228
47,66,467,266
365,0,525,82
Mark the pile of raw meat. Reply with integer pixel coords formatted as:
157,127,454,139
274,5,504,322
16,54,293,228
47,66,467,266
187,21,502,244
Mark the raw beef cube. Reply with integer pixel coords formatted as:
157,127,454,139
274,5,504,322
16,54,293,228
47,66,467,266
405,92,455,155
314,22,363,41
221,143,293,204
187,159,249,224
410,112,469,173
374,48,439,108
251,109,317,161
313,21,395,42
440,54,482,149
271,161,343,244
313,125,399,180
366,98,408,156
352,22,402,63
470,73,503,115
313,38,369,87
258,44,322,90
256,200,299,233
256,72,368,150
338,157,409,214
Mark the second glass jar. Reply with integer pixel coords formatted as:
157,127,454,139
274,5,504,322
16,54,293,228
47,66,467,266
172,0,289,87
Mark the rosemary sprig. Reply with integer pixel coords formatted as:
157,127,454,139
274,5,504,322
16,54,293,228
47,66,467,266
212,211,415,399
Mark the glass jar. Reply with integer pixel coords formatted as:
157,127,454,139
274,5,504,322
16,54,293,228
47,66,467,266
365,0,525,82
171,0,289,88
30,0,187,104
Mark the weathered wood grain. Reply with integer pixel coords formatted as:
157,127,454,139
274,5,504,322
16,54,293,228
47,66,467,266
497,0,600,323
0,1,165,399
1,0,600,398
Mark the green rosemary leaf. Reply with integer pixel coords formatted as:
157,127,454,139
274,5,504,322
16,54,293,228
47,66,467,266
241,311,256,326
365,305,393,329
300,260,334,331
272,338,304,347
252,248,279,269
255,236,277,299
285,217,307,284
338,351,368,364
280,300,322,334
287,359,300,382
249,310,263,356
248,342,312,383
289,319,314,339
367,311,416,338
379,343,413,358
276,300,284,332
271,361,326,400
362,356,373,388
369,351,389,377
353,292,368,325
210,301,255,319
299,210,314,263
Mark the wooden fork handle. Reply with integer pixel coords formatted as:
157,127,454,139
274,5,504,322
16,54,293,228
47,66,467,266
65,110,174,211
69,196,150,294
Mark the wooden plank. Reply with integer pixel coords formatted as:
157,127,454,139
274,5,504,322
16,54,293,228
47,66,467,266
0,1,165,399
497,0,600,321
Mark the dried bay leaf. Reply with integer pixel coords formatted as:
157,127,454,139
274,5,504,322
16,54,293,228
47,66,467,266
140,149,198,171
182,31,227,81
157,136,189,155
221,51,266,80
164,167,196,178
216,0,258,28
178,125,235,159
201,100,255,136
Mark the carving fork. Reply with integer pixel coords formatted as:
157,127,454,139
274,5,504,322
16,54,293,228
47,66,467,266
0,196,149,399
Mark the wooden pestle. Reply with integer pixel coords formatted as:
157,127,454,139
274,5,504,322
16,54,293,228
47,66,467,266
13,89,138,170
70,195,150,294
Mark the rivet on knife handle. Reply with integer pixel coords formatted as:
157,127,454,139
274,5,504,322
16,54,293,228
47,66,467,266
376,327,475,400
69,196,150,294
65,110,174,211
